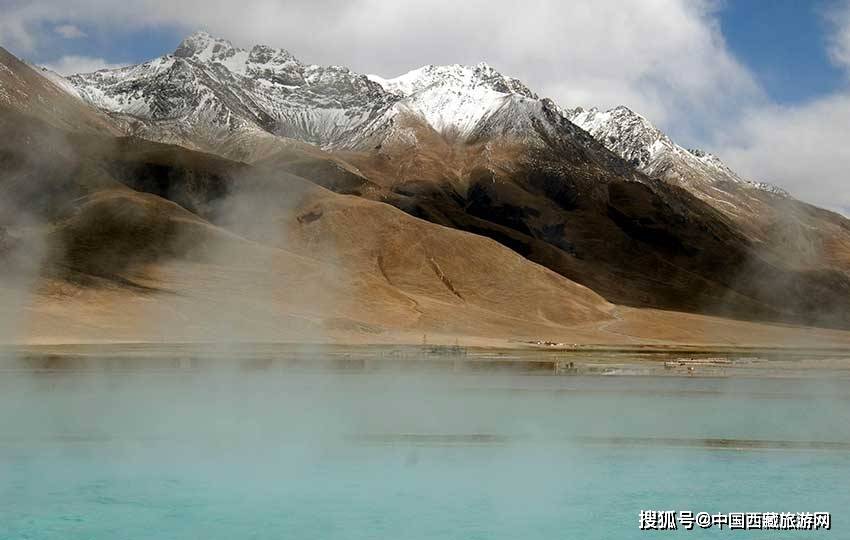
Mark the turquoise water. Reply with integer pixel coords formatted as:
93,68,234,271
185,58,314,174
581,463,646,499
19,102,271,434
2,372,849,539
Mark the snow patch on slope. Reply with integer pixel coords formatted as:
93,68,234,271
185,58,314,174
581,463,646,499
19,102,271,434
567,105,786,196
369,63,538,135
28,64,84,99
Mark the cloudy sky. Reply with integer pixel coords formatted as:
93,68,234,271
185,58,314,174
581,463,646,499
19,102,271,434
1,0,848,213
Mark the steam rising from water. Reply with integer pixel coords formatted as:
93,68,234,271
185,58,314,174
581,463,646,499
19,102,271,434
0,118,66,343
4,369,850,446
2,369,850,538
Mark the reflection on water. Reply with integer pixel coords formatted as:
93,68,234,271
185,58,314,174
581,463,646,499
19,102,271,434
2,370,849,538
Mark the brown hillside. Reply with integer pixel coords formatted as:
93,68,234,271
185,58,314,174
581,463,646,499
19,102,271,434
0,47,120,135
326,120,850,329
0,109,614,343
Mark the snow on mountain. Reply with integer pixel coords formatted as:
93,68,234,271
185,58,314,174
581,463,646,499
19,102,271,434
566,105,786,196
64,32,561,152
370,62,535,98
367,63,538,135
27,63,84,100
67,31,396,151
58,30,785,211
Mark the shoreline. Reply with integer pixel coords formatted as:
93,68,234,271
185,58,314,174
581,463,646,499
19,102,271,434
3,342,850,379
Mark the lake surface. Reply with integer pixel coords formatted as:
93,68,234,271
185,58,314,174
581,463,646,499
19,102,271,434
2,370,849,539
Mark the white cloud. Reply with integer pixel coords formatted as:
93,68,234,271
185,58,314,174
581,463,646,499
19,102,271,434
42,55,125,75
54,24,87,39
717,94,850,213
713,2,850,214
827,1,850,71
0,4,39,51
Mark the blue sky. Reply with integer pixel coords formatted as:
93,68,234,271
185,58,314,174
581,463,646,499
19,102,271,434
23,22,184,69
719,0,846,104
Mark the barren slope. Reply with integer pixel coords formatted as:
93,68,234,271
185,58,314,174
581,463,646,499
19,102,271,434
0,47,120,135
0,108,614,344
328,119,850,329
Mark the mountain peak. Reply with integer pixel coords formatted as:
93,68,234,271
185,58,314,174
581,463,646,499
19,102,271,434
371,62,537,100
609,106,659,131
174,31,236,60
172,31,302,67
248,43,299,65
567,105,667,155
611,104,637,115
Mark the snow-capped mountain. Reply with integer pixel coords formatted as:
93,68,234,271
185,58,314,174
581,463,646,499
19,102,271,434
566,105,785,196
64,32,577,155
60,31,782,209
68,31,396,153
367,63,538,135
